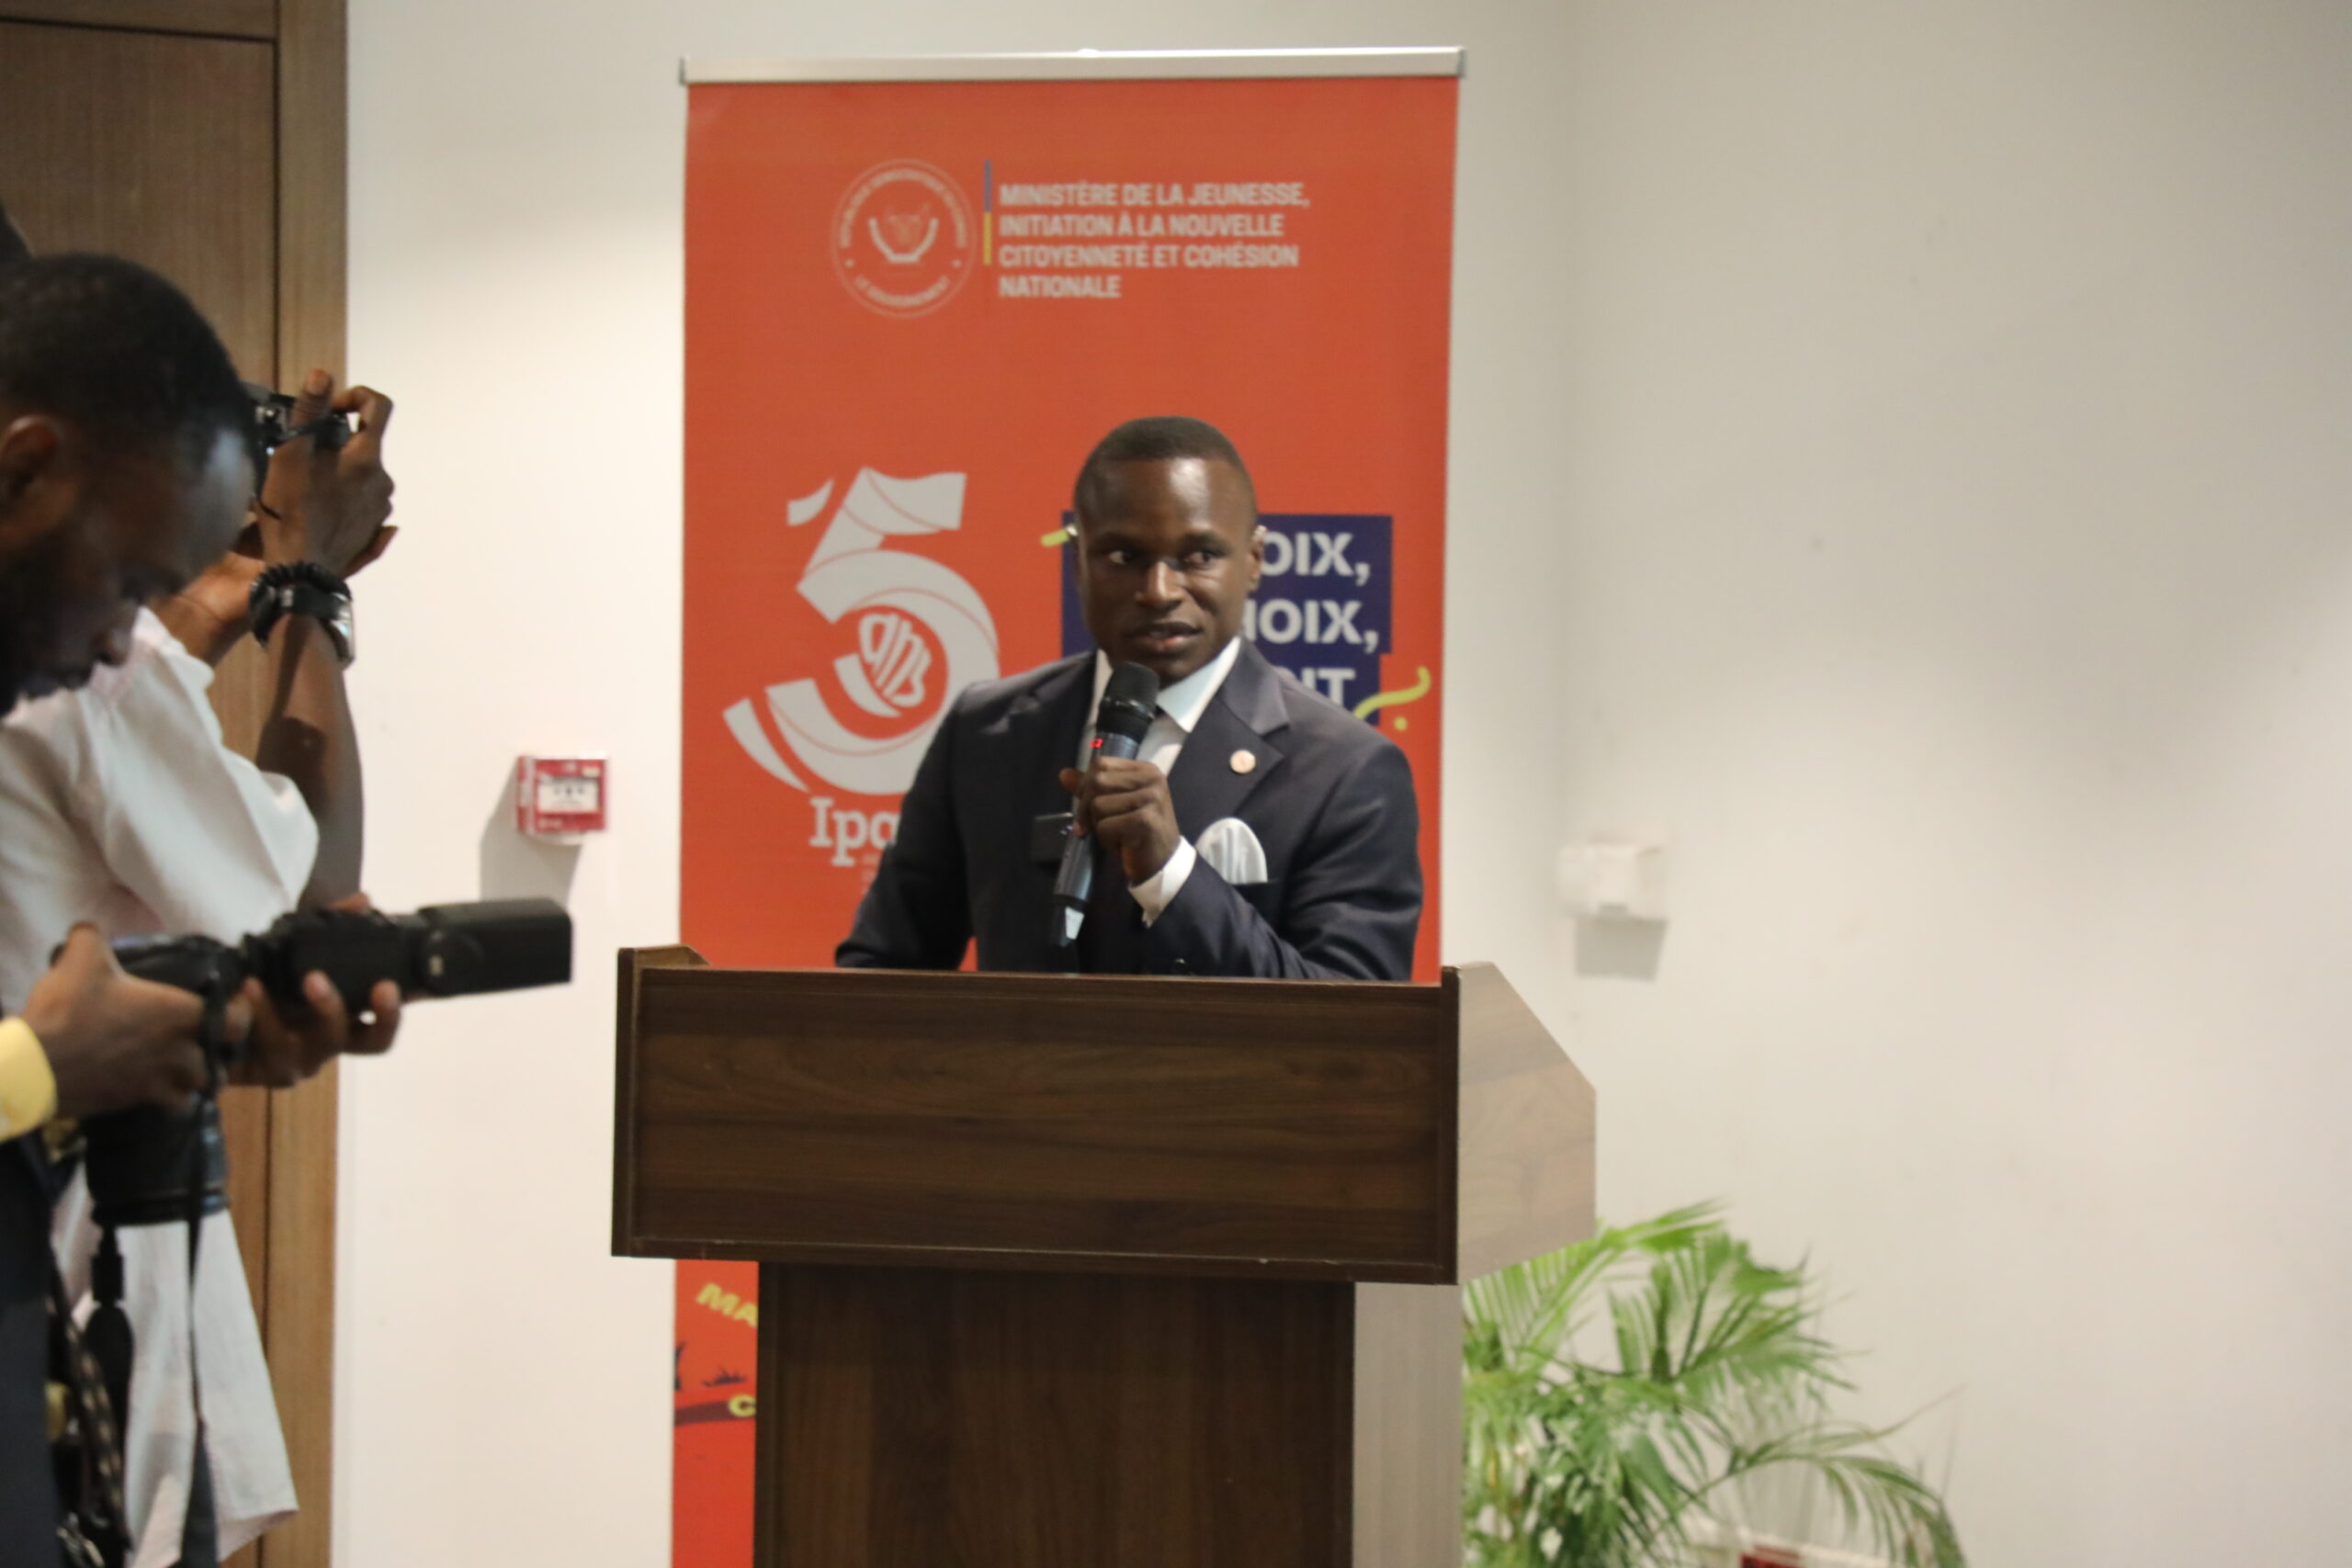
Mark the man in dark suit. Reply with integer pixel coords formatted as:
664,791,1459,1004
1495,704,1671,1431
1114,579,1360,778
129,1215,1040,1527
840,416,1421,980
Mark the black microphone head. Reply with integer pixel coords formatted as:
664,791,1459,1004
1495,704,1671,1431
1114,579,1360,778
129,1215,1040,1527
1099,662,1161,742
1104,661,1160,709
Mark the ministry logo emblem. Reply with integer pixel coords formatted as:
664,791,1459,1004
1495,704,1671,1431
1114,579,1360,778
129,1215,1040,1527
831,160,976,318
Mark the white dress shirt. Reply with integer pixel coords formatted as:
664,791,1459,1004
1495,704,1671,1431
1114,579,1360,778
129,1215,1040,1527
0,607,311,1566
1077,637,1242,922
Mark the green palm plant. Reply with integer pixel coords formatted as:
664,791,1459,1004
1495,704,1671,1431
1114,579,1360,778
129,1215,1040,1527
1463,1205,1963,1568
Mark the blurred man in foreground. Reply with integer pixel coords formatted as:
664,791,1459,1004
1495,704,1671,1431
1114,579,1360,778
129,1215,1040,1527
0,254,399,1567
1,358,397,1566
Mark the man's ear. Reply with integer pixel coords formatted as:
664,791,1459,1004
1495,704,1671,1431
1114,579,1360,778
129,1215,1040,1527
1247,523,1267,590
0,413,72,549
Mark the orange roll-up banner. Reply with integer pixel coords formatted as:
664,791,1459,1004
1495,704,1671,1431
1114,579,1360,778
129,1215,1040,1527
675,61,1457,1564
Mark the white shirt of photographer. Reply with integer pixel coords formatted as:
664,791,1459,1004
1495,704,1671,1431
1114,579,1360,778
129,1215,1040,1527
0,607,313,1566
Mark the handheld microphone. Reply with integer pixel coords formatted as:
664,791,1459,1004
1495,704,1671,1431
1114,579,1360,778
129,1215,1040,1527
1048,662,1161,949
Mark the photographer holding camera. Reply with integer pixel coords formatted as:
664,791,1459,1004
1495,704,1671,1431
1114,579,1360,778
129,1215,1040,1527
0,254,403,1568
6,367,399,1567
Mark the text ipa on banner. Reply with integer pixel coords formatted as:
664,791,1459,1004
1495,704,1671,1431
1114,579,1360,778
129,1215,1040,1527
676,53,1458,1566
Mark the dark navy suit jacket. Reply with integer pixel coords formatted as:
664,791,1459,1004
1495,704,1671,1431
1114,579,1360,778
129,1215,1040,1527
1,1137,59,1564
838,639,1421,980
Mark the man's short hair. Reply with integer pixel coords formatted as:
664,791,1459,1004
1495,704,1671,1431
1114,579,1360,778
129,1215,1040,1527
1072,415,1258,528
0,254,248,470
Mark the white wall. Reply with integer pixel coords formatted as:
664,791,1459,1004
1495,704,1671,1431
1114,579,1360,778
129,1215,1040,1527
343,2,2352,1564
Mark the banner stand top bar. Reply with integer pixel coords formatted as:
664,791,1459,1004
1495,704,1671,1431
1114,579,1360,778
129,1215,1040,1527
681,48,1464,85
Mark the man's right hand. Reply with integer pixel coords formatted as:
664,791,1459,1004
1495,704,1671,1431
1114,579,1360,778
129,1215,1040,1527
23,924,231,1119
256,367,397,572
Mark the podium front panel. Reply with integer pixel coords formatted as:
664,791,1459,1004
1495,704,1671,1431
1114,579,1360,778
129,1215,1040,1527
615,965,1457,1283
754,1265,1356,1567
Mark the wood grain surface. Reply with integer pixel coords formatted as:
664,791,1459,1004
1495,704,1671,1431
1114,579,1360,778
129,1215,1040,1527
272,0,345,396
1351,1282,1464,1568
617,953,1595,1567
254,16,346,1562
1453,961,1598,1280
612,944,709,1254
0,19,277,368
617,961,1458,1282
754,1265,1356,1568
0,0,273,41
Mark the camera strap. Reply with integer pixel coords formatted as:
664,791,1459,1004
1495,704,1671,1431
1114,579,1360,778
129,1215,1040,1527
48,1251,130,1568
163,996,232,1568
72,983,233,1568
182,990,225,1281
83,1227,132,1472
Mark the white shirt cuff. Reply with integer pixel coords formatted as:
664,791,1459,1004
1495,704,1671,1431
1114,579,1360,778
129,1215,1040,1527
1129,836,1196,925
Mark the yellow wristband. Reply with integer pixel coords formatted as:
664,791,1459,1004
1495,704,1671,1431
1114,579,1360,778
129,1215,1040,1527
0,1016,59,1138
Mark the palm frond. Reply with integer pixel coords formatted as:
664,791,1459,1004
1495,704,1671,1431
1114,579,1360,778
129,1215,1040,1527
1464,1207,1964,1568
1465,1204,1724,1374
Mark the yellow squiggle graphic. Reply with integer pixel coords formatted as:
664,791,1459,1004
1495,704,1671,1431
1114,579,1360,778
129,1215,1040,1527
1040,526,1072,547
1354,666,1433,729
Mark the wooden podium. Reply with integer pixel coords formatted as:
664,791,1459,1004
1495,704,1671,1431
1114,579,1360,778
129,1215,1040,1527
613,952,1593,1568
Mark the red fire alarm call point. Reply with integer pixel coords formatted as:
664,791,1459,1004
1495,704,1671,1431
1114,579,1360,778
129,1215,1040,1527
514,756,607,839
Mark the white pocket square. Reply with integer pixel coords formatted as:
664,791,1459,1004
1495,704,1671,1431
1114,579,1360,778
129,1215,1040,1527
1196,818,1270,886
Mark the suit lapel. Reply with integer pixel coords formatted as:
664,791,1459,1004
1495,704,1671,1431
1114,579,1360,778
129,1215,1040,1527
971,656,1095,968
989,654,1095,829
1167,640,1291,839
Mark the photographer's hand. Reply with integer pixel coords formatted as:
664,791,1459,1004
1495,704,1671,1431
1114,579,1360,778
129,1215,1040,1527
230,897,403,1087
257,368,397,572
253,377,392,906
27,924,234,1119
230,976,401,1089
160,453,400,667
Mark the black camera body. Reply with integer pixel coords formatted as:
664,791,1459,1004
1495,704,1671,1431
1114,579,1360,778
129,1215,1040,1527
109,897,572,1061
242,380,350,473
83,898,571,1225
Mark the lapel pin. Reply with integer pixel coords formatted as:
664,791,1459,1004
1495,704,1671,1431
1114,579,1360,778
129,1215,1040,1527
1230,749,1258,774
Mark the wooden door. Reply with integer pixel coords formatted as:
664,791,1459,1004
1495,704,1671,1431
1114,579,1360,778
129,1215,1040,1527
0,6,345,1563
